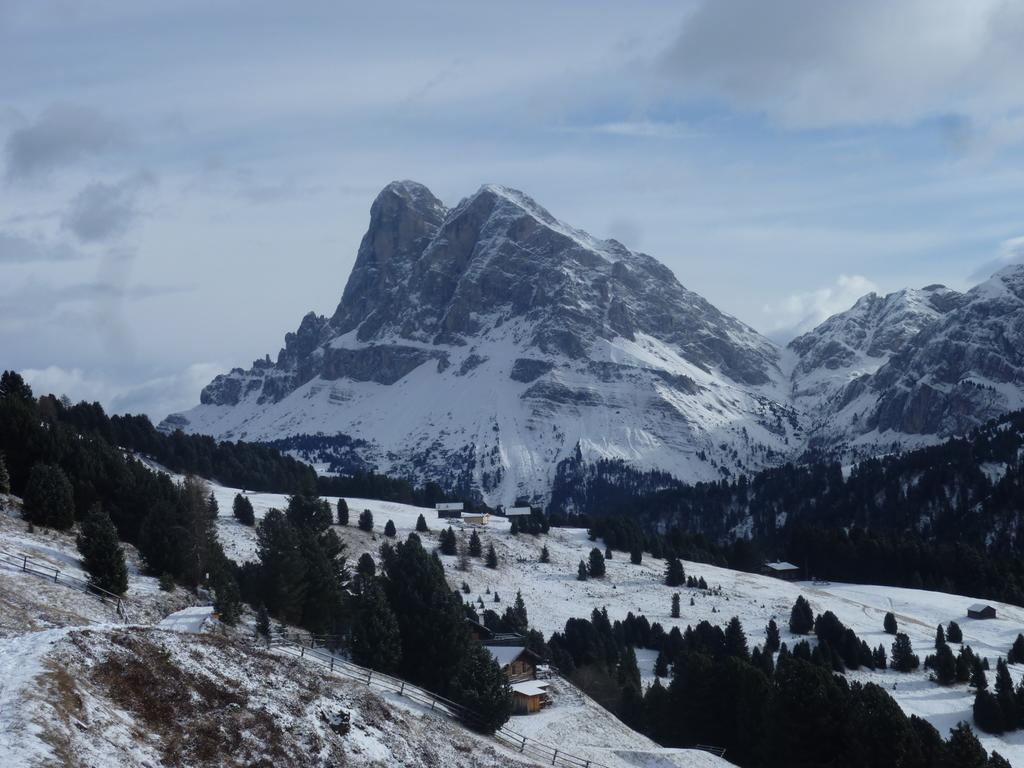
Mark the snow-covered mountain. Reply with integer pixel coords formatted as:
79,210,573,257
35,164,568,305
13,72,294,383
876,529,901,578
163,181,800,505
163,179,1024,500
789,266,1024,456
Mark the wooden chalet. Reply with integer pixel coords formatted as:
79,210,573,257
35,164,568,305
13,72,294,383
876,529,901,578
967,603,997,620
762,561,801,581
485,645,542,683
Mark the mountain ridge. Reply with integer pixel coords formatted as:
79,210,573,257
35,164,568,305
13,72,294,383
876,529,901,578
163,180,1024,502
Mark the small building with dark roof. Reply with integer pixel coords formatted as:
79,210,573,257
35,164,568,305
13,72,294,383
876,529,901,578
967,603,997,620
762,561,801,581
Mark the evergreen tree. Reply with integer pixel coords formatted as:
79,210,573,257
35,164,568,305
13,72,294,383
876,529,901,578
232,493,255,526
358,509,374,532
724,616,750,660
450,643,513,733
630,546,642,565
654,648,669,677
883,611,898,634
256,603,271,637
255,509,309,624
357,552,376,578
76,504,128,595
210,554,242,626
1008,634,1024,664
577,560,589,581
989,752,1013,768
206,492,219,519
0,452,9,495
891,633,920,672
971,657,989,690
286,493,333,533
384,519,397,538
947,620,963,644
469,530,482,557
788,595,814,635
540,545,550,563
439,526,457,555
336,498,349,526
935,623,946,650
671,593,680,619
765,618,781,654
415,513,428,533
23,463,75,530
873,644,887,670
618,681,645,730
505,590,529,634
604,546,612,560
0,370,33,402
664,556,684,587
947,720,992,766
350,577,402,673
485,544,498,569
932,644,957,685
380,534,471,695
588,547,606,578
617,646,641,690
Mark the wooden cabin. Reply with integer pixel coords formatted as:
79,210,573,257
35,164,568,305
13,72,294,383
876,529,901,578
466,618,494,643
762,561,801,581
485,645,541,683
968,603,997,620
463,513,490,525
510,680,551,714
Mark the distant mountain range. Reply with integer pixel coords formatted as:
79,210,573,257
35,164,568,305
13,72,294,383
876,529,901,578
162,181,1024,505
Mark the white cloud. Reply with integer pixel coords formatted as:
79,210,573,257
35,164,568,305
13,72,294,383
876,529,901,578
21,362,223,420
660,0,1024,137
762,274,879,341
969,235,1024,281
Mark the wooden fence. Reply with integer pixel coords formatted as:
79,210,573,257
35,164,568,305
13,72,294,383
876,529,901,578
266,636,613,768
0,548,129,621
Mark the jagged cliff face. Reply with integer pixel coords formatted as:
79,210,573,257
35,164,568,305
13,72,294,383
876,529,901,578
163,179,1024,500
789,267,1024,456
165,181,799,505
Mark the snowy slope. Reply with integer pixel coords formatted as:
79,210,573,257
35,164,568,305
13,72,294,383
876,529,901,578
185,472,1024,764
163,181,799,506
0,625,545,768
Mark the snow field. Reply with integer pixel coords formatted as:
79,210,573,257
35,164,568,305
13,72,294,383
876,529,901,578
199,479,1024,763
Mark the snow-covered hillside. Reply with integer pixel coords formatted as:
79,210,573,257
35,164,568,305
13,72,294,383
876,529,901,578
194,476,1024,764
0,490,727,768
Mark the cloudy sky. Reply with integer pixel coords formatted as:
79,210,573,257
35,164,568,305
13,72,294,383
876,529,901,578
3,0,1024,419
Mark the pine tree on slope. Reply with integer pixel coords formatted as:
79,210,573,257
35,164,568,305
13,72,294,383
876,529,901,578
76,504,128,595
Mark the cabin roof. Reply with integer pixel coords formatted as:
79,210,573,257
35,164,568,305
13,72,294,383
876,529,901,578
764,561,799,571
485,645,540,667
968,603,995,612
511,680,549,697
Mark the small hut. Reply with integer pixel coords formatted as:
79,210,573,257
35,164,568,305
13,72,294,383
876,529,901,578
967,603,997,620
762,561,801,581
463,513,490,525
510,680,551,714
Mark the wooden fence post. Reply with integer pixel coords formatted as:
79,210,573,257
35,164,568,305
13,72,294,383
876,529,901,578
330,657,334,673
520,736,527,753
22,555,27,571
551,749,557,765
